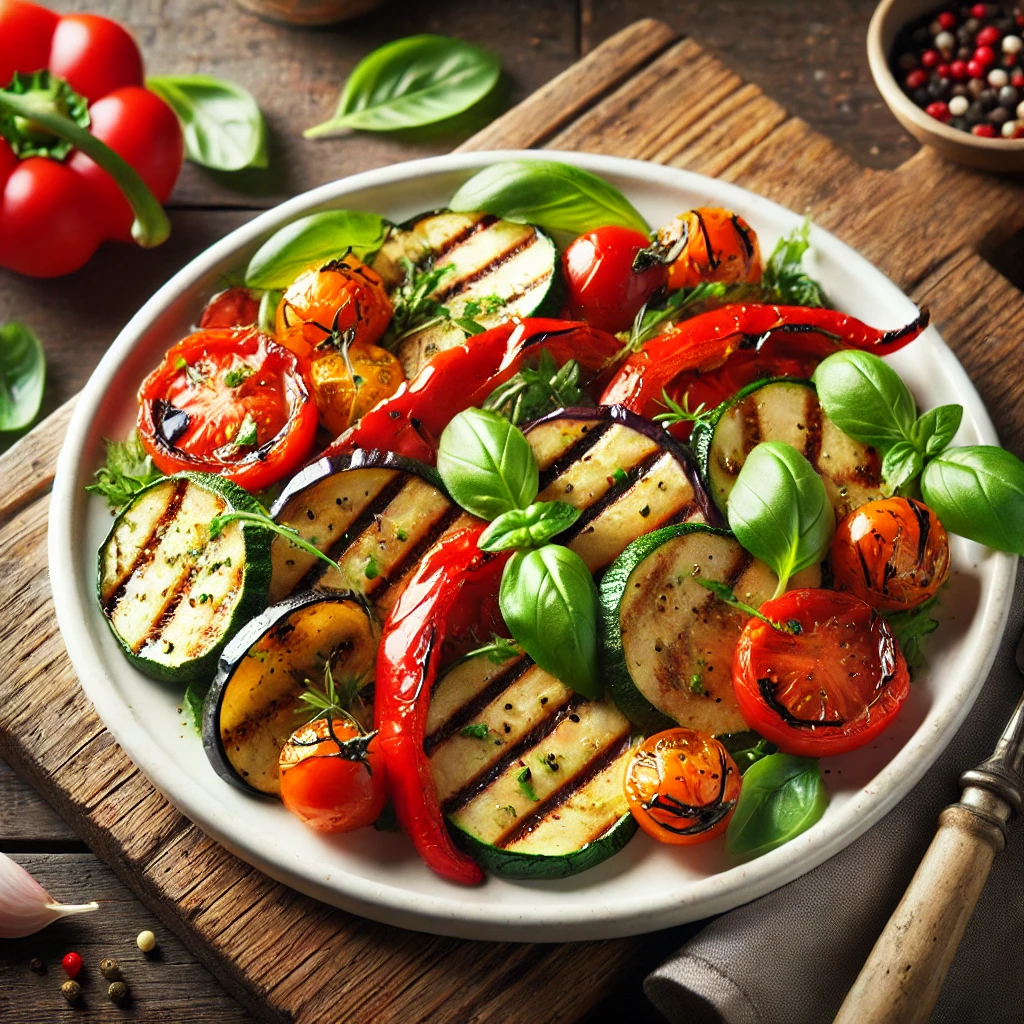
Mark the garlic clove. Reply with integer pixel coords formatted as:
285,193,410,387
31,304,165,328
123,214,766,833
0,851,98,938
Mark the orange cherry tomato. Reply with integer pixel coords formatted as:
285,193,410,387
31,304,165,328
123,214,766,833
275,255,393,362
733,589,910,758
279,715,386,833
655,207,762,291
307,342,405,438
831,497,950,612
625,728,741,845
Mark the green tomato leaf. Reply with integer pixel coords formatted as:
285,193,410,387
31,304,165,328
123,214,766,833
725,753,828,860
437,407,539,520
882,441,924,494
499,545,601,700
147,75,267,172
726,442,834,594
911,404,963,457
479,500,580,551
244,211,388,289
812,349,917,451
305,35,500,136
449,159,649,237
0,322,45,433
921,445,1024,555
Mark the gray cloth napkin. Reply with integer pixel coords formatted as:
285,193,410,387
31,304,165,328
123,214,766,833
646,563,1024,1024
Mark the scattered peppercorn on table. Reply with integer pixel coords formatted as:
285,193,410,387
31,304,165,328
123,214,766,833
1,3,1023,1024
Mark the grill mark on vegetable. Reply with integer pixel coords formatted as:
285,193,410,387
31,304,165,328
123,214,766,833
694,211,718,270
415,213,493,265
494,732,631,849
740,397,762,457
731,215,756,263
907,497,932,564
803,393,824,467
536,420,612,483
434,230,541,301
440,694,584,814
663,500,702,527
424,656,533,755
103,480,188,614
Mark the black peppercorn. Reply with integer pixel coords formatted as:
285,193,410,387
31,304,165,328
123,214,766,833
913,87,931,106
999,85,1020,107
928,78,951,99
108,981,130,1005
29,957,44,973
61,980,82,1004
989,105,1010,124
100,957,121,980
966,100,986,124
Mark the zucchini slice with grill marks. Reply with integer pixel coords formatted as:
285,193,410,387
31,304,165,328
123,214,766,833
600,522,821,735
690,378,883,519
97,472,271,683
370,210,562,379
203,591,378,795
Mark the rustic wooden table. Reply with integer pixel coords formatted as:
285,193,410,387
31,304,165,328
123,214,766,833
1,3,1017,1022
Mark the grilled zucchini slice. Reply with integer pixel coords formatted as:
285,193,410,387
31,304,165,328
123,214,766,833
690,378,883,519
203,591,378,795
600,523,821,735
97,472,271,683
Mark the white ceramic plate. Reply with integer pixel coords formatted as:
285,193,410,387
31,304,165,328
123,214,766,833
49,151,1016,942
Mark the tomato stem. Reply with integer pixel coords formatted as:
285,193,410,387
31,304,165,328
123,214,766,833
0,88,171,249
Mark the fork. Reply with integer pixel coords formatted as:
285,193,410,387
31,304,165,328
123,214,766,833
833,629,1024,1024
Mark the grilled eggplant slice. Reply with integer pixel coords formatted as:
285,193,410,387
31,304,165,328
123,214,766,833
203,591,378,795
690,378,883,519
370,210,561,378
97,472,271,683
600,523,821,735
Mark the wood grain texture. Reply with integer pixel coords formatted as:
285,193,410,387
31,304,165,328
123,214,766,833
1,14,1022,1024
0,762,82,848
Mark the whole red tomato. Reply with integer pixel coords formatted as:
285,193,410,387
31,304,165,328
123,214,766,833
562,226,666,333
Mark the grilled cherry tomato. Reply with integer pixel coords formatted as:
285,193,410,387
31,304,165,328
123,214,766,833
279,715,385,833
625,728,741,845
308,342,404,438
562,226,666,333
831,497,950,612
199,286,260,329
275,255,393,362
137,327,318,492
650,207,762,291
733,589,910,758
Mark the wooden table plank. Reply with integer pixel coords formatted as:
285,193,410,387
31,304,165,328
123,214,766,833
0,763,83,849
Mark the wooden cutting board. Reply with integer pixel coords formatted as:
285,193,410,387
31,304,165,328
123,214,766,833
1,19,1022,1024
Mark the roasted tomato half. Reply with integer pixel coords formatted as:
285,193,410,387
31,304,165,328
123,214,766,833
137,327,318,492
625,728,741,845
652,207,762,291
279,715,385,833
831,497,950,612
733,589,910,758
308,342,405,438
199,286,261,329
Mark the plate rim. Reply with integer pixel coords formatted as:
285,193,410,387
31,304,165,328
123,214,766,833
48,149,1018,942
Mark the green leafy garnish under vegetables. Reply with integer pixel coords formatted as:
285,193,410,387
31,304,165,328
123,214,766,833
85,432,164,510
482,351,585,426
625,282,728,352
384,259,456,347
762,218,830,308
884,596,940,671
182,679,208,735
0,321,45,433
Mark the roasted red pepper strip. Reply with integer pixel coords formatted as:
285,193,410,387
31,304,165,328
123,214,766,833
324,318,621,463
375,526,508,885
600,303,929,431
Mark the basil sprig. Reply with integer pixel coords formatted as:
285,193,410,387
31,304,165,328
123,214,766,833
727,442,834,597
725,753,828,860
436,408,601,699
147,75,266,172
244,211,388,289
449,159,649,237
305,35,500,137
0,321,45,433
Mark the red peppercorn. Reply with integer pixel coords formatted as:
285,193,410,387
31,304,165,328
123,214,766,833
921,48,940,68
938,11,957,30
62,952,83,979
971,3,988,19
937,62,952,77
950,59,970,79
925,100,952,122
967,59,986,78
971,123,998,137
975,25,1000,47
974,45,996,68
905,69,929,89
1012,70,1024,87
1018,14,1024,30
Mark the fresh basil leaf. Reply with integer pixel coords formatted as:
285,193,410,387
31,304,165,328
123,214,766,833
449,159,649,236
85,431,164,510
305,35,500,137
761,217,830,308
882,441,924,493
812,349,917,451
437,407,539,520
725,753,828,860
499,544,601,699
727,442,834,595
911,404,963,457
479,500,580,551
147,75,267,172
0,321,45,432
182,679,209,735
921,445,1024,555
717,732,777,775
884,595,939,671
245,211,388,289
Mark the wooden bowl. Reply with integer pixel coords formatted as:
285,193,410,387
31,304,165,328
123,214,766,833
868,0,1024,172
234,0,384,26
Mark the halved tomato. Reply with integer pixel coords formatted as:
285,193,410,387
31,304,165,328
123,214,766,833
732,589,909,758
137,327,318,492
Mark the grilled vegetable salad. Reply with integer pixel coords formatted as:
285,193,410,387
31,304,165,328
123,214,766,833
87,161,1024,885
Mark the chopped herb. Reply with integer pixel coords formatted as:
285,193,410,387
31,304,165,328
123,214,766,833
223,365,255,388
516,766,538,802
396,528,408,542
85,431,165,510
461,723,490,739
298,658,366,720
439,634,522,679
482,349,585,426
197,593,212,604
624,281,728,352
364,556,380,580
463,294,505,317
502,804,518,818
612,467,628,485
653,390,713,431
761,217,830,308
234,412,259,446
384,259,455,347
174,355,187,370
451,317,487,336
689,673,706,695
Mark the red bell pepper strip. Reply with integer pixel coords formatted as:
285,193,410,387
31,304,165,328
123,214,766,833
600,303,930,427
374,525,509,885
0,1,182,277
324,317,622,464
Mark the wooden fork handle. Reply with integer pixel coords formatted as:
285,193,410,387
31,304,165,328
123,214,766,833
834,767,1019,1024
